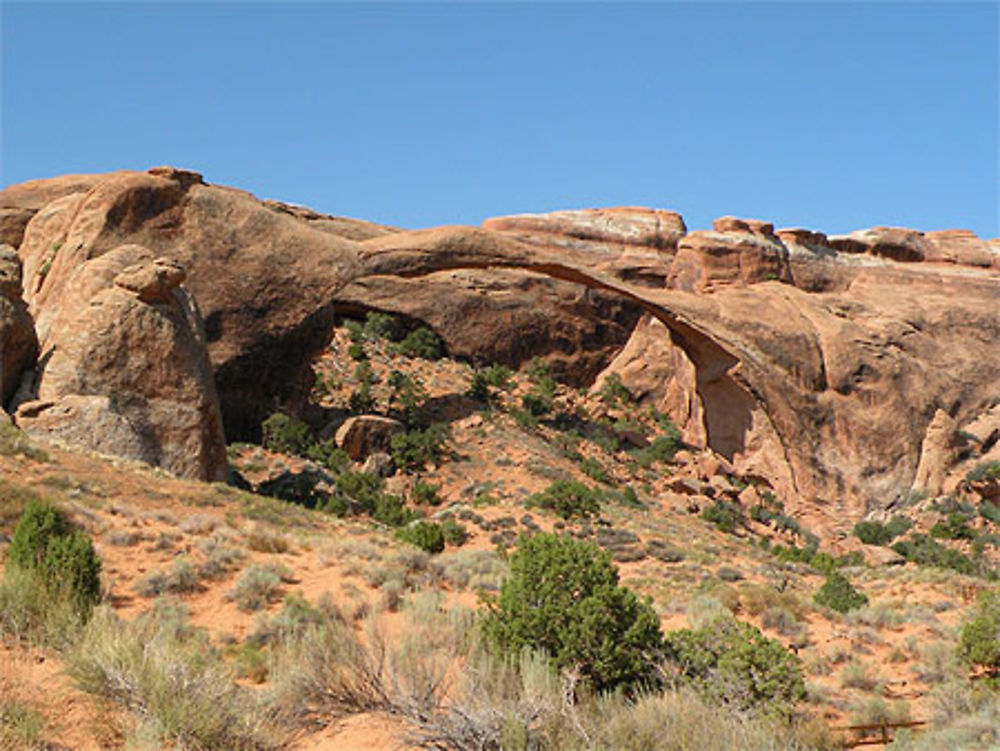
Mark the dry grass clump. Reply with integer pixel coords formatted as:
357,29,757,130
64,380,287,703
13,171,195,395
195,535,246,579
838,659,883,691
133,557,202,597
244,525,290,554
437,548,509,591
0,566,88,648
845,601,904,629
0,694,44,749
229,563,292,612
911,640,961,684
68,605,282,749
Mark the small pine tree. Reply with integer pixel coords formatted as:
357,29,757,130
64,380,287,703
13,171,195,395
7,501,101,609
8,501,67,571
482,533,662,693
959,588,1000,673
396,521,445,554
813,571,868,613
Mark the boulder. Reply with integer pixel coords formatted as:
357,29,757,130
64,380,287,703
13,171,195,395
14,245,227,481
667,220,792,292
335,415,404,461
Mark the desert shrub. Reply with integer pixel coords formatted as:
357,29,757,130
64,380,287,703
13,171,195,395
304,440,351,473
958,587,1000,673
0,698,44,748
966,460,1000,483
467,370,493,404
134,558,202,598
599,372,633,406
482,533,663,693
484,364,514,390
440,519,468,547
837,658,881,690
390,423,450,470
853,521,892,546
438,549,508,591
631,429,682,468
813,572,868,613
333,470,384,515
892,534,976,575
663,615,806,716
620,484,643,509
230,563,288,612
885,514,914,539
396,521,446,554
979,501,1000,526
526,480,600,520
372,494,418,528
363,311,401,341
930,512,977,541
392,326,443,360
260,412,311,456
7,501,101,612
580,457,610,484
69,606,279,749
412,481,443,506
701,499,744,533
520,390,554,418
7,500,67,570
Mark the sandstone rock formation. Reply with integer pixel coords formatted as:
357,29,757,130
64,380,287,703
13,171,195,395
4,167,1000,526
0,245,38,405
3,169,645,435
14,244,227,481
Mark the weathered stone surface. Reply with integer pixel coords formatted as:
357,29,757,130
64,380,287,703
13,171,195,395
0,245,38,405
335,415,404,461
667,220,792,292
913,409,960,495
14,245,227,481
484,207,686,287
828,227,931,262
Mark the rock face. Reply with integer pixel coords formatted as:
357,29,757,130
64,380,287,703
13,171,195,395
4,169,1000,527
0,245,38,405
14,244,227,481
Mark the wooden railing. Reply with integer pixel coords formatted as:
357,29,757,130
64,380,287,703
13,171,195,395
831,719,927,748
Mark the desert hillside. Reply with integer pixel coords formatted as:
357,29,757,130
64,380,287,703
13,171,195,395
1,167,999,750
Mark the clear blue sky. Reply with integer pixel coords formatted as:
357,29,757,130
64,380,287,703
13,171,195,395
3,2,998,237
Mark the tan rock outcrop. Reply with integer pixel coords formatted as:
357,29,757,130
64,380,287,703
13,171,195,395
667,218,792,292
484,206,686,287
14,245,227,481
